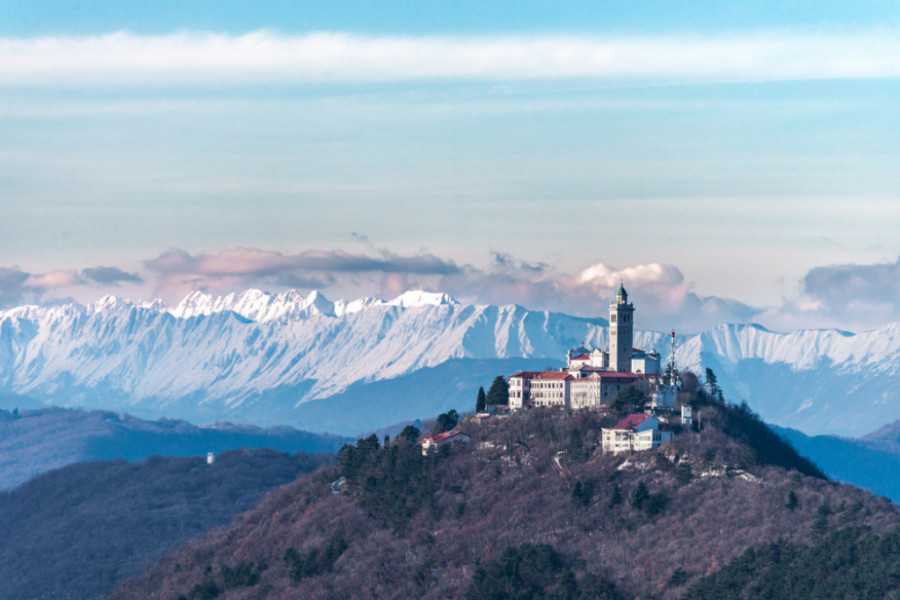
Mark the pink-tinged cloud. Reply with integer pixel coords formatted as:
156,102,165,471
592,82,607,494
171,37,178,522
23,270,83,288
434,258,759,332
138,246,761,333
0,267,82,307
6,250,900,333
142,247,461,302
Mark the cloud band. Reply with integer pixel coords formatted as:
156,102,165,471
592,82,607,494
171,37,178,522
2,30,900,86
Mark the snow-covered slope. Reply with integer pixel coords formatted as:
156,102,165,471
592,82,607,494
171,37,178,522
2,289,900,436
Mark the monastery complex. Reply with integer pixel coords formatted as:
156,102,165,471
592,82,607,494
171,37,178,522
508,283,679,412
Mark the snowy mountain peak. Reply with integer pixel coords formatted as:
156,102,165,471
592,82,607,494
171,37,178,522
88,295,132,314
388,290,458,308
300,290,335,317
169,290,216,319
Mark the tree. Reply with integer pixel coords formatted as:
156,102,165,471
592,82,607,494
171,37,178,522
786,490,799,510
486,376,509,406
476,387,486,413
680,371,700,393
612,385,647,413
433,410,459,434
399,425,421,443
705,368,724,403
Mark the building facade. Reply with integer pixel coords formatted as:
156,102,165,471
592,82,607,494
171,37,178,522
508,284,674,411
601,414,673,454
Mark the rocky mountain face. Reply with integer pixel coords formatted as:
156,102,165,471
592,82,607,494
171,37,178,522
2,289,900,436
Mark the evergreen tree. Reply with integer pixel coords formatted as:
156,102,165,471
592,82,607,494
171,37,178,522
786,490,799,510
705,368,725,403
399,424,421,443
612,385,647,413
486,376,509,406
476,387,486,413
433,409,459,434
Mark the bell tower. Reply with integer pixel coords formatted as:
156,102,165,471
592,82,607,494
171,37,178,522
609,282,634,372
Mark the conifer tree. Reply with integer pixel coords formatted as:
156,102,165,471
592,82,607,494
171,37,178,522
476,386,486,413
486,376,509,406
705,368,725,403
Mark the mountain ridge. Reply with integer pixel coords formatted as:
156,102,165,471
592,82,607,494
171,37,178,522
3,288,900,436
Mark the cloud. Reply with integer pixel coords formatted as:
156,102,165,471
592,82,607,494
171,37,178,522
8,249,900,334
142,247,461,300
81,266,144,285
2,30,900,86
431,258,760,332
135,247,763,331
23,270,83,288
0,267,83,308
785,256,900,330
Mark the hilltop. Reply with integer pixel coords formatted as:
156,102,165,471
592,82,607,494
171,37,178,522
111,398,899,599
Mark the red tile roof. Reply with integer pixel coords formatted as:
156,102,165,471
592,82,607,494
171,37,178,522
612,414,652,430
534,372,572,380
571,354,590,361
421,430,464,444
509,371,541,378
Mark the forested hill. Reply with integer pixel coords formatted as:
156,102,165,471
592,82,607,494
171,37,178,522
0,449,332,600
111,396,900,600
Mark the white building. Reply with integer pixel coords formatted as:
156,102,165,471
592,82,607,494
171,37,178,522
601,414,673,454
509,284,673,411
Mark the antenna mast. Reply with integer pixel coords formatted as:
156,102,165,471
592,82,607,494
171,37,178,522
668,330,678,387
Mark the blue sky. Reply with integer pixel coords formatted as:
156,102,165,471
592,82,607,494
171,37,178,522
1,1,900,332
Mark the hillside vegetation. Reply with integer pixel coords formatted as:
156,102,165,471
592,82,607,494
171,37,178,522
0,449,332,600
111,392,900,599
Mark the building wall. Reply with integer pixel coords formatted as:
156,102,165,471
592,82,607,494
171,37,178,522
601,421,671,454
570,379,602,410
631,354,660,375
508,377,529,410
529,378,569,408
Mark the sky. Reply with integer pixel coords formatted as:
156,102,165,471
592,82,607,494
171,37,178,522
1,1,900,333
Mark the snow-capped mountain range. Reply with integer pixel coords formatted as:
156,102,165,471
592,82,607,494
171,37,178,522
2,288,900,436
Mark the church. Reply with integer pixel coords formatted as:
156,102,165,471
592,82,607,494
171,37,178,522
507,283,677,411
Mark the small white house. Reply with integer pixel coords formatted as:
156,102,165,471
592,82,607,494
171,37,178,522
601,414,672,454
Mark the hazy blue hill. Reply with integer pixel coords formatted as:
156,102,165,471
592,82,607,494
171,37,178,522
0,449,331,600
774,425,900,502
861,418,900,452
0,406,349,490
